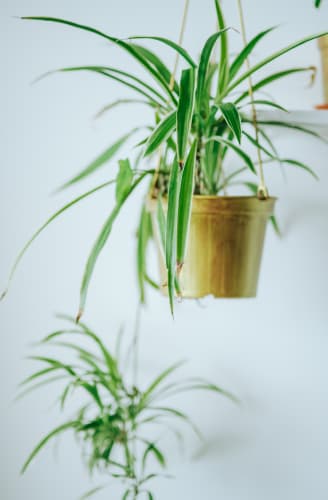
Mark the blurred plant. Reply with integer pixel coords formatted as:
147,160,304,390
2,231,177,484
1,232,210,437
2,1,327,315
19,316,236,499
314,0,322,7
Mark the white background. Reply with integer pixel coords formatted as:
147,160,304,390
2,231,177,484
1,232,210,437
1,1,328,499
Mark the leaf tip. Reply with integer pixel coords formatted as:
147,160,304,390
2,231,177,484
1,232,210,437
76,309,83,324
0,289,8,301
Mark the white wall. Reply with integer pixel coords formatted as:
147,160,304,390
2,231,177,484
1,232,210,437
1,1,328,499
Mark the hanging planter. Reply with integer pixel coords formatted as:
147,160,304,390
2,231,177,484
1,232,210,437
148,195,276,298
2,2,326,317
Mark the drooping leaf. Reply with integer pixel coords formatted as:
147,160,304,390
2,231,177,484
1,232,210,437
176,140,197,267
0,180,115,302
21,421,78,473
37,66,167,107
22,17,176,102
61,130,138,190
144,112,176,157
79,486,106,500
137,205,152,303
116,159,134,202
176,68,196,166
254,119,328,143
219,102,242,143
165,159,181,314
242,131,275,159
77,172,149,320
127,36,196,67
225,32,328,97
234,66,316,104
281,158,319,179
240,99,288,113
151,406,202,439
156,196,167,253
95,99,155,119
142,441,166,470
132,44,180,96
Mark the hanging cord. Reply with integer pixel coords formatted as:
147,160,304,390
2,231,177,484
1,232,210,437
170,0,191,90
151,0,191,196
132,302,142,388
237,0,268,200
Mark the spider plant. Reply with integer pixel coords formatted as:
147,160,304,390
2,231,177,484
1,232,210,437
2,1,327,315
19,316,236,499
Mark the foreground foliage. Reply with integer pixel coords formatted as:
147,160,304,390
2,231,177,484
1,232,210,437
20,316,236,499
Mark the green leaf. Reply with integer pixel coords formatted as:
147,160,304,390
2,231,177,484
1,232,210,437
234,67,316,104
137,205,152,303
196,29,229,114
79,486,106,500
229,27,276,81
79,382,103,409
144,112,176,157
165,159,182,314
127,36,196,67
240,99,288,113
254,119,328,142
156,197,167,253
152,406,202,439
77,172,149,320
225,32,328,97
176,68,196,166
39,66,167,107
43,319,121,385
242,131,275,159
61,130,137,190
219,103,242,143
207,136,256,174
132,44,180,96
140,361,185,407
214,0,229,97
19,366,59,386
27,356,76,376
22,17,176,102
95,98,155,119
142,442,166,470
176,140,197,267
21,421,78,473
116,159,133,202
0,180,115,302
281,158,319,180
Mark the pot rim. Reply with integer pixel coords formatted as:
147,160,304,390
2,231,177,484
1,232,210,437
147,194,277,215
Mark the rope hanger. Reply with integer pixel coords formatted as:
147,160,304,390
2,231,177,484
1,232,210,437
236,0,268,199
155,0,268,199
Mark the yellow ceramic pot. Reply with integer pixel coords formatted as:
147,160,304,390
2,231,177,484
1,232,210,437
319,35,328,104
148,195,276,298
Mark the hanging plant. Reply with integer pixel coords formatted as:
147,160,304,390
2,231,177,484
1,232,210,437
2,1,327,316
19,316,236,499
